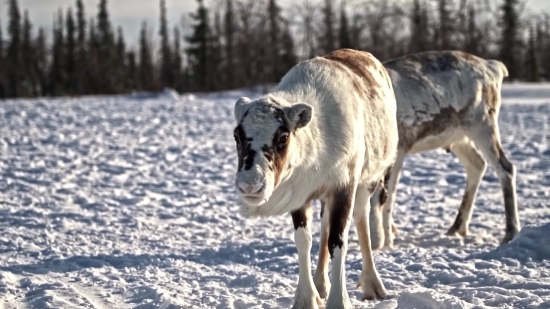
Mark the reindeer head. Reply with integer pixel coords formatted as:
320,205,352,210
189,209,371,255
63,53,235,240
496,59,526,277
232,96,313,207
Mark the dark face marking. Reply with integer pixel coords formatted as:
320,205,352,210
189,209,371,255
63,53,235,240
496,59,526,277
327,186,354,258
263,125,291,186
261,145,274,163
234,124,255,171
244,149,257,170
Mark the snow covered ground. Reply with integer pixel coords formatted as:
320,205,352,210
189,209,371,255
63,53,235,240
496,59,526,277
0,83,549,309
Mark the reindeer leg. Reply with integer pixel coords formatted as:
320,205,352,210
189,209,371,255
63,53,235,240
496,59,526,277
291,202,323,309
324,182,357,309
313,201,330,300
467,122,519,244
371,153,404,250
446,140,486,237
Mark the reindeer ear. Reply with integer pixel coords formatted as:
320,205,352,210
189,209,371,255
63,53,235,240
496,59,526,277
284,103,313,131
234,97,251,122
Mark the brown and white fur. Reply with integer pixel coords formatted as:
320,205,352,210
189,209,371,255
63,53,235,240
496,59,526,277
232,49,398,308
362,50,519,250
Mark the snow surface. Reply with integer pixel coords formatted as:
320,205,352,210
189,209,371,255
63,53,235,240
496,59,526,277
0,84,549,309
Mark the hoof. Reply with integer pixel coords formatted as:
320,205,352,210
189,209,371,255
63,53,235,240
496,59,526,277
292,293,323,309
325,296,352,309
446,226,467,237
392,224,399,235
371,236,384,251
501,228,519,244
383,240,394,250
313,273,330,300
357,272,388,301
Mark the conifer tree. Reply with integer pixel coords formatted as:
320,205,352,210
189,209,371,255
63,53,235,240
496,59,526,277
66,7,77,94
210,11,223,91
127,49,138,90
0,24,3,59
159,0,173,88
525,24,540,82
35,27,47,96
49,9,65,96
139,21,154,91
76,0,87,93
0,23,5,99
97,0,115,92
87,18,99,93
543,17,550,80
21,10,34,96
116,27,126,92
499,0,521,80
186,0,212,91
173,26,183,91
7,0,22,97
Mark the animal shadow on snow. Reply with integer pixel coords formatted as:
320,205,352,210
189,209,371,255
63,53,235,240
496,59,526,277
1,239,303,273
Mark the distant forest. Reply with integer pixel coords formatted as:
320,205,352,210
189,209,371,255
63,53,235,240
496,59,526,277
0,0,549,99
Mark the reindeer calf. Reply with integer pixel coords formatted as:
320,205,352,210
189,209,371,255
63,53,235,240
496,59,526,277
232,49,398,308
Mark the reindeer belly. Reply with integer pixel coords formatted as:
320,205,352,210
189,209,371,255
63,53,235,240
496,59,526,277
407,128,464,155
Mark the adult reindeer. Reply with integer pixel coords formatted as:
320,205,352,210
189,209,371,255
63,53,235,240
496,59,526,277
366,51,519,250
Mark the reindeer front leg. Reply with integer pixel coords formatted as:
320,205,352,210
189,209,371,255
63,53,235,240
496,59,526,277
313,201,330,300
325,184,356,309
291,202,323,309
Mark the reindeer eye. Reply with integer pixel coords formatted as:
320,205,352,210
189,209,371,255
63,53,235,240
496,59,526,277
278,133,289,147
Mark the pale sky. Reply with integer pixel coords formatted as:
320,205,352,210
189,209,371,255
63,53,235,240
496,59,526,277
1,0,549,47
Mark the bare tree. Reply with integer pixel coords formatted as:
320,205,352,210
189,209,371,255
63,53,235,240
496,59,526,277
361,0,391,58
292,0,321,59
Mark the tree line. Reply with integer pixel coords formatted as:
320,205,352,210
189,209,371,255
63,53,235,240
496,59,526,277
0,0,549,99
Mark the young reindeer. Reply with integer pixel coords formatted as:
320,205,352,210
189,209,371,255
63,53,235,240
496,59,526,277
362,50,520,250
232,49,398,308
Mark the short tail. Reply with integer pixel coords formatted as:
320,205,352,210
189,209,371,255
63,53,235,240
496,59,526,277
487,59,509,79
